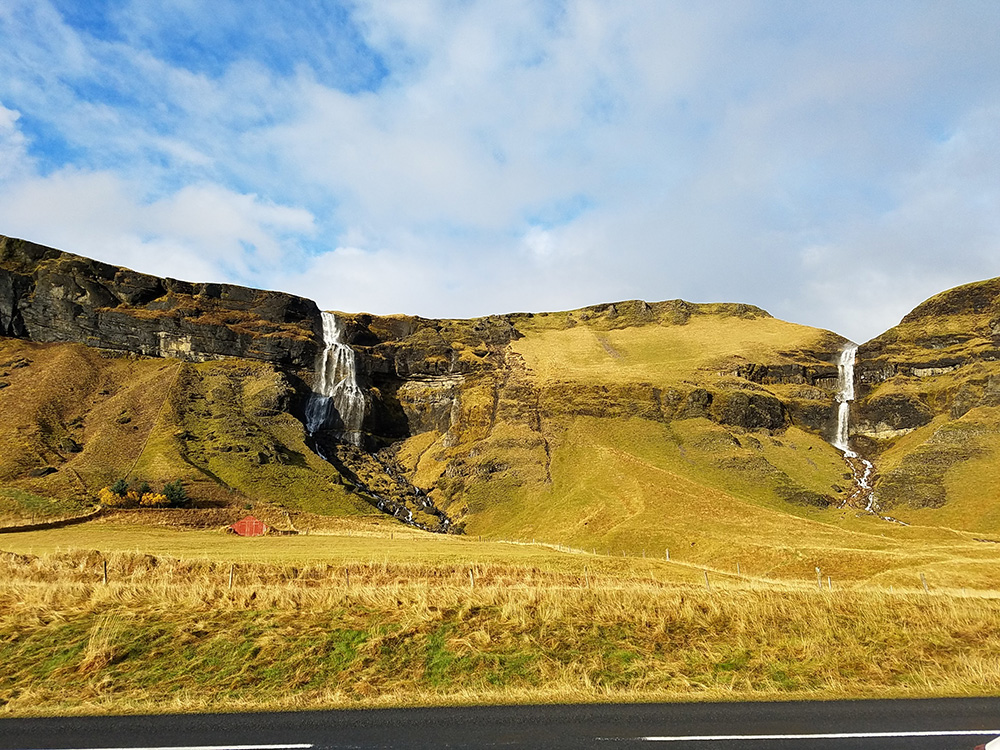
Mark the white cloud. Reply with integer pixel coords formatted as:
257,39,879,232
523,227,555,259
2,1,1000,342
0,166,315,287
273,244,438,316
0,104,30,182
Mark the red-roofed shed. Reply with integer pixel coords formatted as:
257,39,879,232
230,515,268,537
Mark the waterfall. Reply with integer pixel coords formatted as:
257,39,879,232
305,312,368,447
833,344,858,455
832,342,877,511
303,312,452,532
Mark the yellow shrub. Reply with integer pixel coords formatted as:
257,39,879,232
98,487,132,508
139,492,170,508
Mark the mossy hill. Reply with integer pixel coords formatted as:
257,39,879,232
3,233,1000,555
856,277,1000,530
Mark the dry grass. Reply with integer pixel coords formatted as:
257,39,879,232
512,314,830,388
2,548,1000,716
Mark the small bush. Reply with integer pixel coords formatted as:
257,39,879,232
139,492,170,508
100,479,189,509
98,486,135,508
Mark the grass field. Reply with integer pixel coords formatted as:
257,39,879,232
2,528,999,717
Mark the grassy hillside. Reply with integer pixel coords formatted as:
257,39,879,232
856,277,1000,533
0,338,371,523
5,281,999,574
375,300,874,562
512,304,833,384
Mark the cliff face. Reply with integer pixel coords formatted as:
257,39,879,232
330,301,846,449
0,235,321,370
853,277,1000,519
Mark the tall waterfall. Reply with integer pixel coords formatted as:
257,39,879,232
833,344,858,455
832,342,876,511
305,312,368,447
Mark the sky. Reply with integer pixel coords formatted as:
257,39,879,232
1,1,999,344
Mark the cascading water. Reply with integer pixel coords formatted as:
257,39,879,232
833,343,877,512
303,313,453,532
305,312,368,447
833,345,857,453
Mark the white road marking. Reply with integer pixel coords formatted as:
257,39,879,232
637,730,1000,742
19,746,313,750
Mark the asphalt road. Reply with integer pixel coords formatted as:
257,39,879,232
1,698,998,750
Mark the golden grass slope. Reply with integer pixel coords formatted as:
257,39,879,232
0,338,372,522
513,307,836,386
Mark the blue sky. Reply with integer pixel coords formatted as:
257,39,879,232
1,1,999,342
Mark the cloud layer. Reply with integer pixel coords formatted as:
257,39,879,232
1,0,999,342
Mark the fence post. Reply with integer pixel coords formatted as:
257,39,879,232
103,559,108,586
229,564,234,589
920,573,929,593
737,562,741,576
665,549,670,561
469,569,475,589
703,570,711,591
816,567,822,590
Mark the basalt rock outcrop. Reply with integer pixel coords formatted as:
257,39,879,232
331,303,845,452
0,235,321,370
727,337,847,438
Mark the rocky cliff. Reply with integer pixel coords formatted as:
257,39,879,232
853,277,1000,519
0,235,321,370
